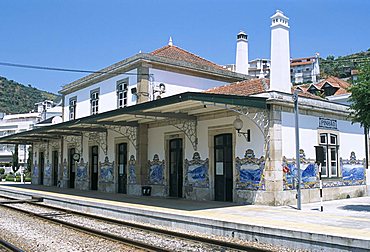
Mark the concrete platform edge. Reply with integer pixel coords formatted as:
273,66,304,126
0,187,369,251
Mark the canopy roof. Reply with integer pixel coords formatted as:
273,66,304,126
0,92,266,145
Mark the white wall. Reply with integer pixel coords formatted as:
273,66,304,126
63,69,138,120
147,115,265,162
149,68,228,95
281,111,365,159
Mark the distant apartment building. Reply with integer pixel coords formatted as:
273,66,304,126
0,100,62,169
225,44,320,84
290,54,320,84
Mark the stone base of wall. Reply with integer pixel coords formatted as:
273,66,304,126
128,184,141,196
75,180,89,190
99,181,115,193
43,178,52,186
150,185,167,197
31,177,38,185
60,179,69,188
185,187,210,201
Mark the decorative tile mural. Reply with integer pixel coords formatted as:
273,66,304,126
76,158,88,181
283,149,318,190
99,156,114,183
128,155,136,184
44,160,51,179
283,150,365,190
184,152,209,188
62,159,68,179
33,161,38,177
235,149,265,190
337,151,365,187
148,154,165,185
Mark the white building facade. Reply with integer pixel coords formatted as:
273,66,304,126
1,10,368,205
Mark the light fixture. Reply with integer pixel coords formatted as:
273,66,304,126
233,116,250,142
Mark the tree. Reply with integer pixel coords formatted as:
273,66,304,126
11,144,20,174
348,63,370,129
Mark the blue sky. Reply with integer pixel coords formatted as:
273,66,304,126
0,0,369,94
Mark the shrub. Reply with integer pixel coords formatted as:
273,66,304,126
0,168,5,175
5,174,15,181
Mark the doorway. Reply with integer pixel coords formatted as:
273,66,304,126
214,134,233,202
169,138,183,198
117,143,127,194
90,146,99,190
52,150,58,186
68,148,75,188
39,152,44,185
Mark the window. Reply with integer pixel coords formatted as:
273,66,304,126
117,78,128,108
69,97,77,120
90,89,99,115
319,133,339,178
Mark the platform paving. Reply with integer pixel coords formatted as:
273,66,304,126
1,183,369,251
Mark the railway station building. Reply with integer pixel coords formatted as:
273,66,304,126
0,10,368,205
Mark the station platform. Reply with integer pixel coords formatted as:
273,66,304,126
1,183,369,251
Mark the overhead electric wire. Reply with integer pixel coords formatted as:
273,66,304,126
0,61,151,76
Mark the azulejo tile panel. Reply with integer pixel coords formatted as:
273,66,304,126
32,161,38,177
76,158,88,181
148,154,165,185
282,150,365,190
128,155,136,184
99,156,114,183
235,149,265,191
185,152,209,188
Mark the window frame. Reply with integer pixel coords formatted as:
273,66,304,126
318,131,340,178
69,96,77,120
117,78,129,108
90,88,100,115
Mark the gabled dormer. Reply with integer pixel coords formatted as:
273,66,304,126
321,81,339,96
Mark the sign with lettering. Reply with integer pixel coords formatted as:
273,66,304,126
319,117,337,129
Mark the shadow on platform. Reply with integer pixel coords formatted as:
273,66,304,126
339,204,370,212
0,183,240,211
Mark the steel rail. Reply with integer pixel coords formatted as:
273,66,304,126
0,194,269,252
0,238,24,252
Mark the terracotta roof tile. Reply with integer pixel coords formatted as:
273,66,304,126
151,45,225,70
204,78,325,100
204,78,269,96
295,76,351,97
290,61,313,67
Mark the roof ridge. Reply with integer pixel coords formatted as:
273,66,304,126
151,44,223,69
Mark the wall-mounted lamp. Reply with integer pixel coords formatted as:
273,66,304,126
233,116,251,142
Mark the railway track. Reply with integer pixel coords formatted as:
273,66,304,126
0,194,270,252
0,238,24,252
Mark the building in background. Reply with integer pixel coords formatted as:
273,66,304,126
0,100,62,172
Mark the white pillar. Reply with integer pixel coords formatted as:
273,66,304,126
235,31,249,75
269,10,291,93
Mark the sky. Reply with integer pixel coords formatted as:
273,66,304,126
0,0,369,94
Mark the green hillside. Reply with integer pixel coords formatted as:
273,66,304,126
320,49,370,78
0,76,60,114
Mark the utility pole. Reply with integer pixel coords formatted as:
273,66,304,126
293,90,302,210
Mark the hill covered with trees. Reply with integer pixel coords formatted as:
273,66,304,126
0,76,60,114
320,49,370,79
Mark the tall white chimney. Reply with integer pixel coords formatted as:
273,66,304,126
269,10,291,93
235,31,248,75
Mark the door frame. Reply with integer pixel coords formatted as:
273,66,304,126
208,126,235,202
90,145,99,190
165,132,185,198
39,151,45,185
116,141,128,194
68,147,76,188
52,150,59,186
